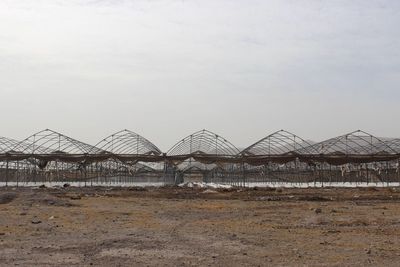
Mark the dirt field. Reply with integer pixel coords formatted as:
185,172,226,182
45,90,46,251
1,186,400,266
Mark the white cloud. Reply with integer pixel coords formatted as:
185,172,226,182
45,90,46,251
0,0,399,149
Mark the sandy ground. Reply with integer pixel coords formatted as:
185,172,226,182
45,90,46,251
1,186,400,266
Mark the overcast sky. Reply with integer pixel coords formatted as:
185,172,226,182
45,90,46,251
0,0,399,150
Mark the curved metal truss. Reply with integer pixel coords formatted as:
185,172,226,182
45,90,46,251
384,139,400,154
241,130,317,156
0,136,23,153
0,136,49,154
14,129,102,154
167,129,239,156
1,128,400,187
95,130,161,155
297,130,396,155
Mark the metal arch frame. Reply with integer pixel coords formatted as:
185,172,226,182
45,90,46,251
0,136,24,153
241,130,318,156
382,139,400,154
1,128,400,186
0,136,43,172
15,129,103,154
167,129,240,156
96,158,158,172
0,129,399,163
300,130,397,155
1,135,53,154
94,129,162,155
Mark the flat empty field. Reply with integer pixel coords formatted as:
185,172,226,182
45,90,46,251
1,186,400,266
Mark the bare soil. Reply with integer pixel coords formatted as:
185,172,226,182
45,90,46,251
1,186,400,266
